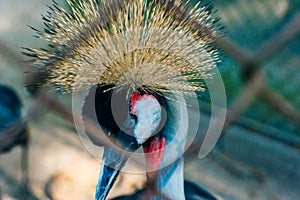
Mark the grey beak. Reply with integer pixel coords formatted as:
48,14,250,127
95,147,129,200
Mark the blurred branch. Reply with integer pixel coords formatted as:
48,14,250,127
252,11,300,64
260,87,300,129
224,72,264,129
215,9,300,129
0,41,31,72
0,41,23,66
215,37,252,65
215,10,300,70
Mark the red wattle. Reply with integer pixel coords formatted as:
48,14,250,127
144,137,166,171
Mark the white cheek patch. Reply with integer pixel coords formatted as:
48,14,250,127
131,95,162,144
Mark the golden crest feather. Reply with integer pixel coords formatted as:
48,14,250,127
24,0,221,95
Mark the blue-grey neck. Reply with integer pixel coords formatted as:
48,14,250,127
156,94,189,200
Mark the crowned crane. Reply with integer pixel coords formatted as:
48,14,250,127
24,0,222,199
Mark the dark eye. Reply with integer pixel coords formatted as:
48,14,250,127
129,114,137,125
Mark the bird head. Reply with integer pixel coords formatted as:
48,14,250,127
24,0,221,199
89,86,168,200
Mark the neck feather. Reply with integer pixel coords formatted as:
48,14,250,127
155,94,188,200
157,158,185,200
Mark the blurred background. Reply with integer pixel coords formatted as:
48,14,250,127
0,0,300,199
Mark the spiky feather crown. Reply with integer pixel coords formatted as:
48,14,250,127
24,0,221,95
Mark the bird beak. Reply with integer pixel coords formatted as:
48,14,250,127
95,147,129,200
